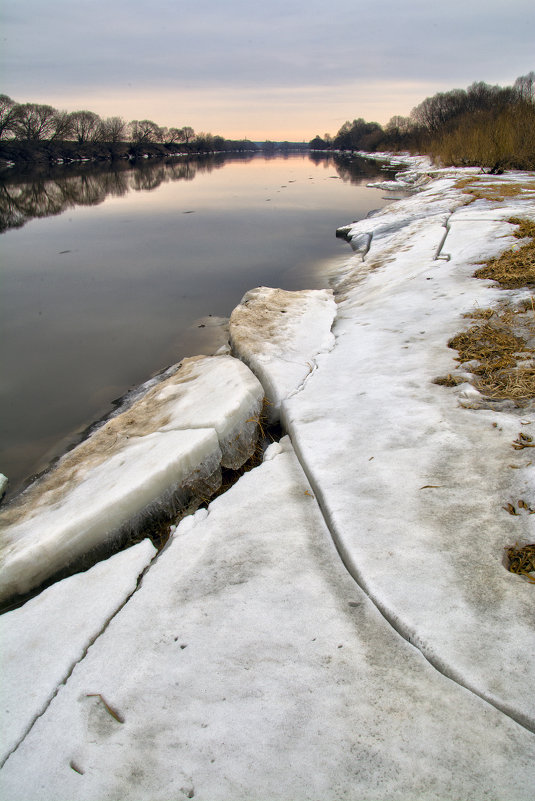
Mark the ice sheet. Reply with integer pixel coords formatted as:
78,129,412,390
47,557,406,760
0,429,220,602
0,438,533,800
0,355,264,603
229,287,336,421
0,539,156,765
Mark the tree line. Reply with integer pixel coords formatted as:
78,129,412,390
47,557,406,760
310,73,535,171
0,96,258,164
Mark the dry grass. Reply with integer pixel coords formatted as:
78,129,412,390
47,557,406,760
432,374,463,387
506,542,535,582
448,323,526,372
436,214,535,402
455,177,535,204
474,217,535,288
447,306,535,401
466,307,494,319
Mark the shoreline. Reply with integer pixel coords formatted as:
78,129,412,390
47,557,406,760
1,153,535,799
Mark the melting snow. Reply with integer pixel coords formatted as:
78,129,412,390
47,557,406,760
1,154,535,799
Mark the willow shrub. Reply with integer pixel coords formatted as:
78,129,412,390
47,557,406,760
430,103,535,170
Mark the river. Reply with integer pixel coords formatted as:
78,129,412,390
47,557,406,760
0,152,394,499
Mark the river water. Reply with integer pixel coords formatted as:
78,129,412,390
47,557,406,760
0,152,393,498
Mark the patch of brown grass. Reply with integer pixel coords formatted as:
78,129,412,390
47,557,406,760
432,374,463,387
485,368,535,400
455,178,535,204
448,323,526,372
448,306,535,401
443,213,535,402
506,542,535,582
473,217,535,288
465,307,494,319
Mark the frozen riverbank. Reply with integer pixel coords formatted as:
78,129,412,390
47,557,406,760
1,154,535,799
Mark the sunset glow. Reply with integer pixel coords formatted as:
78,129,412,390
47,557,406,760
1,0,534,140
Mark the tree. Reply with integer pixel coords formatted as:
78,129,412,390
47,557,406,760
12,103,73,141
333,118,383,151
128,119,163,144
385,115,412,135
309,135,328,149
69,110,102,142
212,135,225,151
180,126,195,144
514,72,535,103
193,132,215,152
410,90,469,134
99,116,127,142
0,95,22,140
163,127,183,144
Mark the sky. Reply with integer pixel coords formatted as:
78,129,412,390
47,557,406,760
1,0,534,141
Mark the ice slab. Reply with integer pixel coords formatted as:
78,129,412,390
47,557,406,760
0,539,156,765
0,429,220,602
0,355,264,603
229,287,336,422
112,355,264,468
0,437,533,800
281,173,535,731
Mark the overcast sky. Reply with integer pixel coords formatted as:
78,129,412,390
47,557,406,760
1,0,534,140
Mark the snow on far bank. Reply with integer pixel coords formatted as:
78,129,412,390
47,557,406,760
1,437,533,801
0,355,263,604
229,287,336,422
0,539,156,766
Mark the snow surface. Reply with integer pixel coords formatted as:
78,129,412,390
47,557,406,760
0,355,263,603
279,161,535,731
229,286,336,421
0,438,533,800
0,539,156,766
1,155,535,798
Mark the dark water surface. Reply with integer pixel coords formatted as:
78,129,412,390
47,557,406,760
0,153,392,497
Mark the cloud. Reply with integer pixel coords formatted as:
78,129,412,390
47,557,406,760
1,0,534,136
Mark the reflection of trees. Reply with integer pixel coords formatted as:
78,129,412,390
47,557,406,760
330,154,391,183
0,154,255,234
307,152,389,184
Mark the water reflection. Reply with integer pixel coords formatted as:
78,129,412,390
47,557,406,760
0,153,385,235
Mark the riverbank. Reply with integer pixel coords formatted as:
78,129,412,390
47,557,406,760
1,154,535,799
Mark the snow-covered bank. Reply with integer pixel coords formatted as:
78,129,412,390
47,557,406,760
1,438,534,800
1,155,535,799
281,162,535,731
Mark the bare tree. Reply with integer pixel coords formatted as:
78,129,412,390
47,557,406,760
164,127,183,144
128,119,164,144
12,103,73,141
514,72,535,103
411,90,469,133
385,115,412,135
180,126,195,144
0,95,22,140
69,110,102,142
99,116,127,142
50,110,74,141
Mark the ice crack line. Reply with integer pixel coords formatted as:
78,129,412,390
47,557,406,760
282,423,535,736
0,549,162,770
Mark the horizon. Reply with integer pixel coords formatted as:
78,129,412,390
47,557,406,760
1,1,534,141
